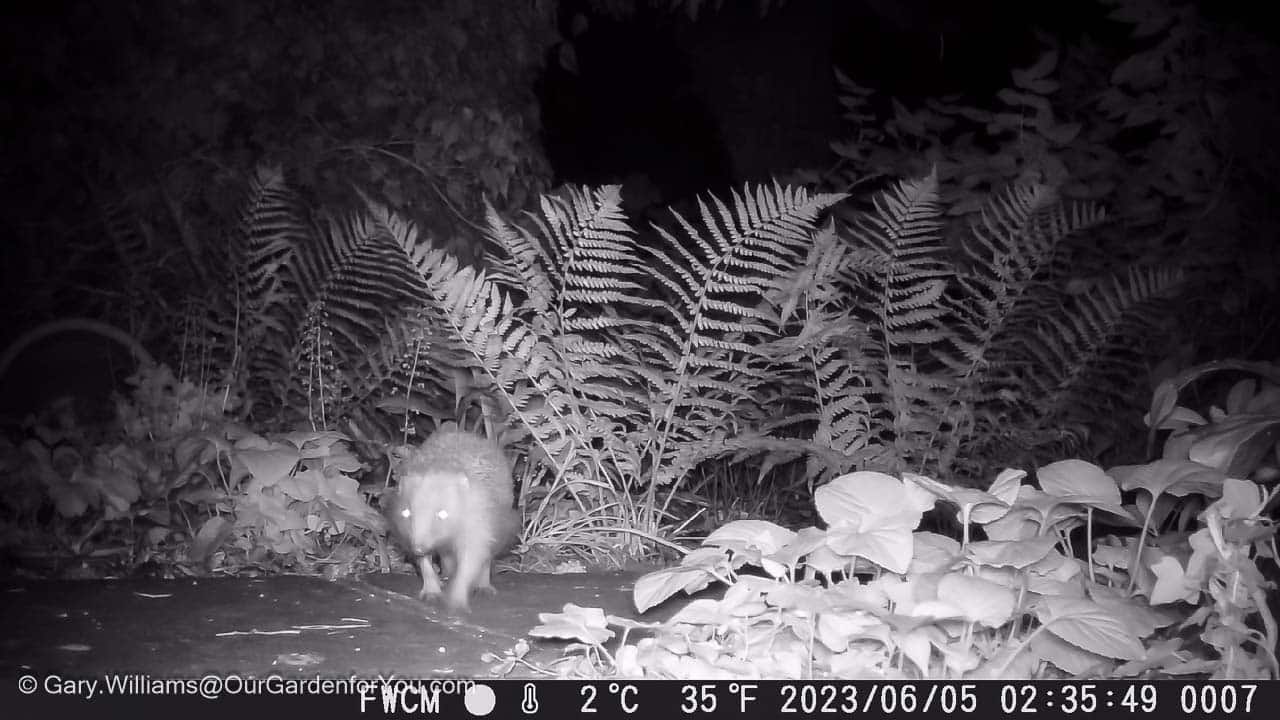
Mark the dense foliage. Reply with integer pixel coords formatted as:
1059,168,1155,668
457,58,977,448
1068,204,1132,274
0,0,1276,681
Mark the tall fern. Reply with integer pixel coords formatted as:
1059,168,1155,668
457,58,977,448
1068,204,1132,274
212,165,311,415
843,172,953,471
190,166,442,432
758,225,885,487
632,183,845,493
936,183,1106,472
773,174,1183,482
377,188,651,506
375,182,842,546
197,166,1187,547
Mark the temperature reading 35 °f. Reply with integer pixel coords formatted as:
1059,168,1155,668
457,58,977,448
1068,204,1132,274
680,683,760,714
580,683,640,714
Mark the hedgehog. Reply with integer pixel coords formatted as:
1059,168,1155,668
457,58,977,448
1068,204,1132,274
382,428,519,611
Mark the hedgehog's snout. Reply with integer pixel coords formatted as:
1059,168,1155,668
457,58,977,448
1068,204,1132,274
399,505,427,554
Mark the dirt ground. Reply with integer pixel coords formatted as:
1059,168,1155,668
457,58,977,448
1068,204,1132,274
0,569,650,680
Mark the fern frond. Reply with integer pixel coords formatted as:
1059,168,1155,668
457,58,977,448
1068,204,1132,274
850,171,950,347
203,166,313,412
382,190,655,481
1019,265,1184,420
481,200,556,313
940,183,1105,384
236,167,309,314
346,305,473,434
635,182,845,485
832,173,954,469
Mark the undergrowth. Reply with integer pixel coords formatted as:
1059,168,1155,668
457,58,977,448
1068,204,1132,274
0,365,387,578
492,362,1280,680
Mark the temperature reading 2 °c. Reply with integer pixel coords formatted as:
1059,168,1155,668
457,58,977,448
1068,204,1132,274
581,683,640,714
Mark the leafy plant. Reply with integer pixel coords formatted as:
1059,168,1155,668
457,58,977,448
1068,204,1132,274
0,363,233,569
1114,359,1280,675
209,428,385,570
512,360,1280,679
0,362,388,576
522,443,1275,679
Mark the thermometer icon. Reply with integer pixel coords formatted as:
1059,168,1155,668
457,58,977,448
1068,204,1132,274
521,683,539,714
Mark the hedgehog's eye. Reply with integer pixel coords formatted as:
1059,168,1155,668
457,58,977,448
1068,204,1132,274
436,509,450,521
399,507,411,519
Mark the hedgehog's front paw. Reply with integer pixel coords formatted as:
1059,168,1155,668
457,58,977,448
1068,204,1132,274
416,556,444,600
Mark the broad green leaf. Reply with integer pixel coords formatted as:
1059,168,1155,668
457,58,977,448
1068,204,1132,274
1037,459,1121,504
826,526,914,574
1110,459,1225,500
530,603,615,645
939,572,1016,627
704,519,797,555
1183,414,1280,477
817,471,928,532
966,536,1058,569
1147,555,1198,605
909,531,961,574
1035,597,1145,660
